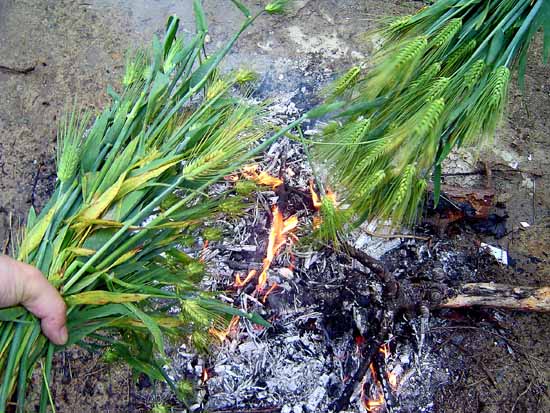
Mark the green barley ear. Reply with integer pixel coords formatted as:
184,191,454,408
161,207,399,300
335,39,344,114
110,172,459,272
483,66,510,133
425,77,450,101
463,59,486,89
443,39,477,74
265,0,290,14
163,36,184,73
151,405,168,413
235,180,257,196
394,37,428,69
191,330,210,352
218,196,247,216
235,69,259,85
177,380,195,403
384,15,413,39
413,98,445,138
180,300,212,327
430,18,462,49
355,169,386,199
202,226,223,242
409,62,441,91
393,164,415,207
57,107,91,184
326,66,361,99
123,49,149,87
316,193,350,246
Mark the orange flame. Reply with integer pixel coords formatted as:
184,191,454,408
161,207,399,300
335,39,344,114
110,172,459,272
209,328,227,342
262,282,280,303
257,206,298,291
224,174,239,182
199,240,209,263
228,315,240,335
366,394,385,412
379,343,390,358
201,368,209,383
209,316,241,343
309,180,322,209
388,371,398,389
326,188,339,206
242,165,283,189
369,362,377,378
288,252,296,272
235,269,257,288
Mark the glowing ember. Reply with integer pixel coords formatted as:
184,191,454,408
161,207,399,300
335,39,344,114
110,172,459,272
257,206,298,292
242,164,283,189
234,269,257,288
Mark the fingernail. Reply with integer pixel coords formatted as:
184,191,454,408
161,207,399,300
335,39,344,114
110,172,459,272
57,326,69,345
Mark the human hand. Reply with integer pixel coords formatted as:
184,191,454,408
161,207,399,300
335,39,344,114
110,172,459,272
0,255,68,345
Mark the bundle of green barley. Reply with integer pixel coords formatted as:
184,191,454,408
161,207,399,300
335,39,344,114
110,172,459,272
0,1,293,411
315,0,548,228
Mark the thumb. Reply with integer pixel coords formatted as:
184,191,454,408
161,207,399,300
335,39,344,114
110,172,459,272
0,256,68,345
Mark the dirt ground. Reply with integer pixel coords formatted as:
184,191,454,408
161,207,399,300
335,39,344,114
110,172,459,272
0,0,549,412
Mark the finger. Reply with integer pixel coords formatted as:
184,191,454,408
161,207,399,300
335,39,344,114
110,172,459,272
16,262,68,345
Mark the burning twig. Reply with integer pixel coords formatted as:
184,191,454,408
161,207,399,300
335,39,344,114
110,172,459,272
257,206,298,292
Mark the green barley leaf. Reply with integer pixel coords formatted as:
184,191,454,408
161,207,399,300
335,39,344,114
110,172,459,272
163,15,180,59
193,0,208,33
124,303,165,356
0,307,30,323
230,0,251,18
487,28,504,65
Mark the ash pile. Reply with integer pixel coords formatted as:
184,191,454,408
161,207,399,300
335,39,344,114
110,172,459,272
164,93,511,413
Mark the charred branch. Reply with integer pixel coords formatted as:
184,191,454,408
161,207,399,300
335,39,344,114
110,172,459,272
440,283,550,312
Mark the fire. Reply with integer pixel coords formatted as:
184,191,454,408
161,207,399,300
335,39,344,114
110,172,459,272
288,252,296,272
261,282,280,303
201,368,209,383
257,206,298,292
309,180,339,210
366,394,385,412
309,180,340,230
369,362,377,378
388,371,398,389
209,316,241,343
326,188,338,205
309,180,322,209
199,240,209,263
363,361,386,412
234,269,257,288
242,164,283,189
379,343,390,358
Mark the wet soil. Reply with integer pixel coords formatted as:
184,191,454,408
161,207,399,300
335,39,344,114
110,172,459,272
1,1,549,412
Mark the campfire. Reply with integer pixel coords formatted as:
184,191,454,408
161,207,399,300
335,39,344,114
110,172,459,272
155,137,549,413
